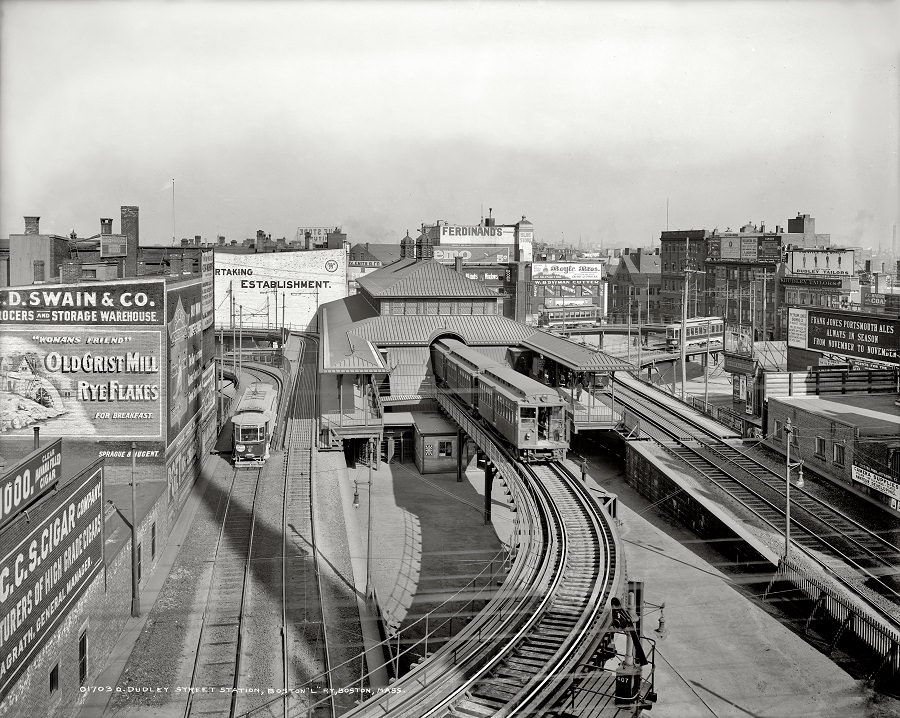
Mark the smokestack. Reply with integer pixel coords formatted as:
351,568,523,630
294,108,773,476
121,206,139,278
455,256,463,273
100,218,113,236
24,216,40,235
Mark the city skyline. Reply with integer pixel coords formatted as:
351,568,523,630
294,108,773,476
2,1,898,249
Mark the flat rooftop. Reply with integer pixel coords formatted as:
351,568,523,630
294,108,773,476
772,393,900,436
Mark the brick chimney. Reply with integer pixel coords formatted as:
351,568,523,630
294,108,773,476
24,216,40,235
100,218,113,236
61,261,83,283
121,206,139,278
169,257,183,276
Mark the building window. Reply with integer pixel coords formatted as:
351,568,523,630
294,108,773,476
79,629,88,685
49,663,59,693
151,522,157,560
33,260,45,282
815,436,826,458
833,443,845,467
137,542,143,582
438,441,453,457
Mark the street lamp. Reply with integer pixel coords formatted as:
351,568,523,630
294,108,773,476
784,419,805,559
352,438,376,599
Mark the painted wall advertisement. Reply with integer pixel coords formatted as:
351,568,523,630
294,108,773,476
214,249,347,331
432,245,513,264
0,279,165,327
517,226,534,262
0,439,62,531
531,263,606,282
787,249,854,277
167,280,204,446
788,308,898,366
851,465,900,501
201,249,215,329
0,280,166,439
0,465,103,703
437,224,516,246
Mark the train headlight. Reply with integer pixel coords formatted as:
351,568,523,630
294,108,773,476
525,432,532,440
235,443,246,452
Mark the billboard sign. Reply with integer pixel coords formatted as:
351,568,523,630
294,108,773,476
758,237,782,262
725,323,752,355
787,250,854,277
201,250,214,329
432,245,512,264
720,237,742,260
0,465,103,702
789,308,898,365
517,226,534,262
852,465,900,501
0,328,164,439
214,249,347,331
167,281,204,446
0,279,165,326
438,225,516,246
0,440,62,531
531,263,605,282
782,277,844,289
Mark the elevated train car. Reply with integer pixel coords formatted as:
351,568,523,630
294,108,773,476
232,382,278,466
431,339,568,462
665,316,724,350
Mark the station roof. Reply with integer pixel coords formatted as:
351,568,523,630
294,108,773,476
356,258,499,298
772,393,900,438
412,411,457,435
522,331,637,372
319,294,533,372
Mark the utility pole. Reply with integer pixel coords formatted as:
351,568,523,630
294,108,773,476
636,281,642,372
627,285,632,363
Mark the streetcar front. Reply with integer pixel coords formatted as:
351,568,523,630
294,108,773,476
232,413,270,466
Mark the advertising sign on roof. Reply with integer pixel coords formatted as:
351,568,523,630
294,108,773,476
532,263,605,282
787,250,854,277
0,279,165,326
790,308,898,365
0,439,62,530
438,225,516,246
432,245,512,264
214,249,347,331
0,465,103,703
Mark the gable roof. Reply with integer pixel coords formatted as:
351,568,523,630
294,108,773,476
356,259,499,298
522,331,636,372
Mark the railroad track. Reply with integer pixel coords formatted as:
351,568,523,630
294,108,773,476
183,465,264,718
612,374,737,442
667,441,900,601
333,388,624,717
611,376,900,605
279,335,337,717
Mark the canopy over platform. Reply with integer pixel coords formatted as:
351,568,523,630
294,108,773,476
522,331,636,373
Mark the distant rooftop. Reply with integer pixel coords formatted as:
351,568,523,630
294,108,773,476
356,259,499,298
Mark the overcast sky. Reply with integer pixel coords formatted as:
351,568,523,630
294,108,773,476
2,1,898,249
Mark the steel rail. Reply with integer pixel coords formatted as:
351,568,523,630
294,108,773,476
331,385,622,717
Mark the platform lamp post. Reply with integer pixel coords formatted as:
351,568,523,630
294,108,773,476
783,419,804,559
353,437,376,600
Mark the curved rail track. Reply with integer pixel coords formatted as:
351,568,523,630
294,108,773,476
331,387,625,717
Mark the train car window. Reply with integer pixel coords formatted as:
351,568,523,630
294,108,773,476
239,426,262,442
521,407,536,419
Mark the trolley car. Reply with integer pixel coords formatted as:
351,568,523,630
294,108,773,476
231,382,278,466
539,303,601,329
665,316,724,350
431,339,569,462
